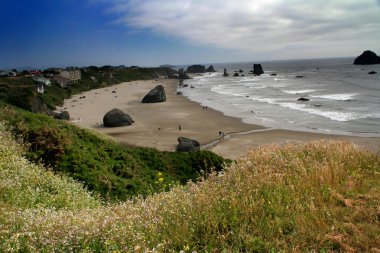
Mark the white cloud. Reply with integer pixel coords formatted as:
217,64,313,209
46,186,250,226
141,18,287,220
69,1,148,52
104,0,380,58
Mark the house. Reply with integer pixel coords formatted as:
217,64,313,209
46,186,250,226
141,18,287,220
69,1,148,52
33,77,51,86
59,69,81,82
0,71,8,77
53,76,71,88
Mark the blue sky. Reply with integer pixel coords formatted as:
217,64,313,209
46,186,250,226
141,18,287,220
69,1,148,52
1,0,380,69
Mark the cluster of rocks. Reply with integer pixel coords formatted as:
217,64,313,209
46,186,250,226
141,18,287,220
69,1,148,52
186,64,216,73
223,64,265,77
169,65,216,80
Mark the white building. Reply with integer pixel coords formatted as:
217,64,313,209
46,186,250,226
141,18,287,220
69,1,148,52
33,77,51,86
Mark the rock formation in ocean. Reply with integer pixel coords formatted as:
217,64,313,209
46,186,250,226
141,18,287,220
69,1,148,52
239,69,244,73
54,111,70,120
354,50,380,65
141,85,166,103
298,97,310,102
176,137,200,152
186,65,206,73
233,72,239,77
178,69,190,79
223,68,229,77
253,64,264,75
368,71,377,74
103,108,134,127
206,65,216,72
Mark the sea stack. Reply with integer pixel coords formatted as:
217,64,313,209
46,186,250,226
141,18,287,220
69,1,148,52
186,65,206,73
223,68,229,77
354,50,380,65
206,65,216,72
253,64,264,75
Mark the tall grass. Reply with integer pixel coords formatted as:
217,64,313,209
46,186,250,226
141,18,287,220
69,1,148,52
1,139,379,252
0,124,100,210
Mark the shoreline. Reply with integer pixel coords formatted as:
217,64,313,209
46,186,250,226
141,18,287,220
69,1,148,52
57,78,380,159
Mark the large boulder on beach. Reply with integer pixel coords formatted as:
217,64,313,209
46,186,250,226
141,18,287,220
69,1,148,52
206,65,216,72
54,111,70,120
142,85,166,103
354,50,380,65
103,108,134,127
253,64,264,75
186,65,206,73
176,137,200,152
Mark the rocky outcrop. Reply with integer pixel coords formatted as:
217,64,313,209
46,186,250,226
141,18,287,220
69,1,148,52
206,65,216,72
233,72,239,77
298,97,310,102
368,71,377,74
176,137,200,152
103,108,134,127
54,111,70,120
354,50,380,65
223,68,229,77
186,65,206,73
178,69,190,79
253,64,264,75
142,85,166,103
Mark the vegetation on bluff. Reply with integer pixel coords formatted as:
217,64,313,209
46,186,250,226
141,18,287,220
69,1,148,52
1,135,379,252
0,105,227,200
0,67,176,112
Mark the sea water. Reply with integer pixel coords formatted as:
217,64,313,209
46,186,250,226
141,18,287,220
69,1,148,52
180,58,380,137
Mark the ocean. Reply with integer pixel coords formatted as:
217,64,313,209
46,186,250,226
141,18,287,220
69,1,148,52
179,57,380,137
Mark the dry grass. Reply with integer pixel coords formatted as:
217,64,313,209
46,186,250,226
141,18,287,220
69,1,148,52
1,133,379,252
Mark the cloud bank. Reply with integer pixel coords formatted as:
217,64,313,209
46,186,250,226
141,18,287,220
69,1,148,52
103,0,380,58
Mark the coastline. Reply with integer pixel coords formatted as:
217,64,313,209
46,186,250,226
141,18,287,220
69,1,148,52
57,78,380,159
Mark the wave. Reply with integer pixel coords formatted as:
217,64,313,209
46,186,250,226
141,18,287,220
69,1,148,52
211,85,249,97
310,93,357,101
281,89,317,94
246,97,370,122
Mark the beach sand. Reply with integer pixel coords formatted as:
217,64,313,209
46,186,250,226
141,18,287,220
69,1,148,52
57,79,380,159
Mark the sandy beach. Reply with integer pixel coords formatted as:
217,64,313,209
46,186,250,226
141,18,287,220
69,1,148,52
57,79,380,159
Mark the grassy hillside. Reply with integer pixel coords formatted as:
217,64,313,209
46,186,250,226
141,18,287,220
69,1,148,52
0,124,100,210
0,105,227,200
1,140,378,252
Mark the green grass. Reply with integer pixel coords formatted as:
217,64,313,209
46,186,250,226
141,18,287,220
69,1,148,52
0,105,227,201
1,139,379,252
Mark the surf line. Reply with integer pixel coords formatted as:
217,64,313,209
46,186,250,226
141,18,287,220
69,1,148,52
201,127,275,150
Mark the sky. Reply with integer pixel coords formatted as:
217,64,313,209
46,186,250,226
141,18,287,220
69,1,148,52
1,0,380,69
